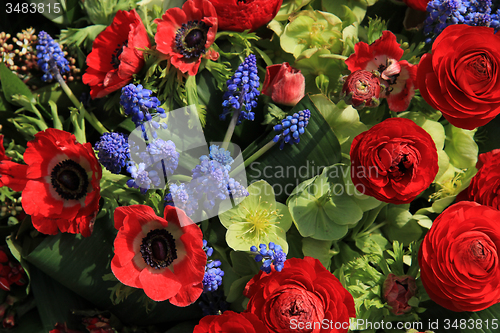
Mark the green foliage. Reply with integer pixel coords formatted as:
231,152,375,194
287,164,364,241
83,0,136,25
242,95,342,202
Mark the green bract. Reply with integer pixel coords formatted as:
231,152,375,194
287,164,364,241
280,10,343,59
218,181,293,253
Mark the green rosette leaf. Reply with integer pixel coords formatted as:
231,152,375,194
287,164,364,241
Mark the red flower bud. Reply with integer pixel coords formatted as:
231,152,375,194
383,273,417,315
2,312,14,328
262,62,305,106
341,70,381,109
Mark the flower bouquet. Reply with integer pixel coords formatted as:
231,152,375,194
1,0,500,332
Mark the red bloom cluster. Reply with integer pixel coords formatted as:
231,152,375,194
194,311,267,333
244,257,355,333
350,117,438,204
155,0,219,76
383,274,417,315
403,0,430,11
83,10,151,99
419,202,500,312
207,0,283,32
417,25,500,129
111,205,206,305
0,129,102,237
346,31,418,112
82,316,115,333
0,249,26,291
457,149,500,210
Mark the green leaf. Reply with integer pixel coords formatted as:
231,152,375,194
59,25,107,51
287,165,363,241
242,95,342,202
186,75,206,127
310,95,367,154
0,62,35,105
229,251,260,277
444,124,478,169
302,238,334,269
381,206,423,246
10,309,44,333
322,0,369,24
30,265,93,331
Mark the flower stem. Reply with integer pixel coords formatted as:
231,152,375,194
221,110,239,150
230,139,276,177
55,72,108,135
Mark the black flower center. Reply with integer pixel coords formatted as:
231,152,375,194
175,20,209,59
50,159,89,200
111,40,128,69
140,229,177,269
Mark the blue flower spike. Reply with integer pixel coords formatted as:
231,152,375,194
220,54,260,124
36,31,70,82
250,242,287,274
273,109,311,150
202,240,225,292
94,132,131,174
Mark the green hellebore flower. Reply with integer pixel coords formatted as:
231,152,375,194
280,10,343,59
218,180,293,253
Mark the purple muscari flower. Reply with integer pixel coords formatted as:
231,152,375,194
250,242,287,274
220,54,260,124
202,241,224,292
94,132,130,174
36,31,70,82
273,109,311,150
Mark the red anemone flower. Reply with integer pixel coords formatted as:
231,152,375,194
0,129,102,237
0,135,10,162
155,0,219,76
111,205,206,305
345,30,418,112
208,0,283,32
83,10,151,99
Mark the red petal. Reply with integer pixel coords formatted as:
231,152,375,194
139,268,183,302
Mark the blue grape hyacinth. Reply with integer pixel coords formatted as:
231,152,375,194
220,54,260,124
250,242,287,274
273,109,311,150
36,31,70,82
202,240,224,292
120,84,167,140
94,132,130,174
424,0,500,43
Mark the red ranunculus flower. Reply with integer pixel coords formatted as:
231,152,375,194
0,129,101,237
0,135,10,162
244,257,355,333
194,311,268,333
457,149,500,210
403,0,430,11
419,201,500,312
382,274,417,315
111,205,206,305
262,62,305,106
417,25,500,130
155,0,219,76
208,0,283,32
345,30,418,112
341,70,381,109
350,117,438,204
83,10,150,99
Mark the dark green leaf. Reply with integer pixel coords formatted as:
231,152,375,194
0,63,35,105
242,95,342,202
